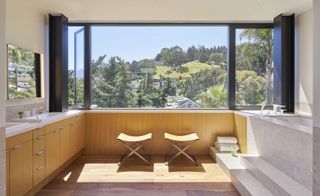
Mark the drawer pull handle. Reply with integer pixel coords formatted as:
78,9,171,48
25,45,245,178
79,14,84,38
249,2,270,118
53,129,58,133
37,165,45,171
36,150,44,155
36,136,44,140
12,144,22,149
59,126,64,130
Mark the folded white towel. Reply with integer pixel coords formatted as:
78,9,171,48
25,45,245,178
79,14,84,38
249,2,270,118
217,136,238,144
215,142,239,152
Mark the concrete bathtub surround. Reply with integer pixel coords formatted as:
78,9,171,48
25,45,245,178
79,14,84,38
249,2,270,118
212,111,313,196
249,115,312,190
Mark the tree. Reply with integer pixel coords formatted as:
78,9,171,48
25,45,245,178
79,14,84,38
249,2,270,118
179,66,226,101
156,46,188,68
135,84,153,108
199,85,227,108
239,29,273,104
209,53,224,65
114,61,134,107
236,70,266,105
91,56,134,108
187,46,197,62
68,70,84,107
128,60,139,73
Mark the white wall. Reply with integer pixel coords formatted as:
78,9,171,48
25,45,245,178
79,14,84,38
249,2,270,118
0,0,6,194
295,9,313,116
6,0,48,118
19,0,312,23
313,0,320,194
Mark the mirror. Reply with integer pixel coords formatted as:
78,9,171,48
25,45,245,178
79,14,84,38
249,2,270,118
7,45,41,100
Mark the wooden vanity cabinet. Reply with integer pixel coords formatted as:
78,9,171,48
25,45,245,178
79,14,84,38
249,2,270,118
6,113,85,195
70,114,85,156
6,149,9,196
6,131,33,196
59,119,71,165
45,122,60,176
32,128,46,186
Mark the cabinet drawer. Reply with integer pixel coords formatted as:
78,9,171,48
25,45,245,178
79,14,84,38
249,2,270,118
33,136,45,155
33,164,45,186
6,131,32,149
33,128,45,139
61,119,70,126
45,123,60,134
45,119,69,134
33,146,45,158
70,114,84,123
33,153,45,169
9,140,33,196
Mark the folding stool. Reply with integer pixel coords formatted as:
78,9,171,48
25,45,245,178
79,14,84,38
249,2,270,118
117,133,152,165
164,132,199,166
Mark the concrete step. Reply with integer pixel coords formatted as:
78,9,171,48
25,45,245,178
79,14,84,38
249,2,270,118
209,147,244,178
230,169,273,196
241,156,312,196
210,147,272,196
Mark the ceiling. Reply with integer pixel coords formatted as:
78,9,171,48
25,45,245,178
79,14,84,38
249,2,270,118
16,0,314,22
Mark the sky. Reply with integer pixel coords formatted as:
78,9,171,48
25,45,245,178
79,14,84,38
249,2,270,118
91,26,228,62
68,25,232,69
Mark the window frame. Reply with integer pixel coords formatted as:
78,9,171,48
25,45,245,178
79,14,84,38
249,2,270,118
229,24,274,110
68,23,274,110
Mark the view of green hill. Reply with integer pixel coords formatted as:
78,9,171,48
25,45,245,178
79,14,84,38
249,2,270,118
154,61,214,79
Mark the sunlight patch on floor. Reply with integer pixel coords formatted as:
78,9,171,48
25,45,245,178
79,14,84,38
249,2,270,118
63,172,72,182
75,156,230,183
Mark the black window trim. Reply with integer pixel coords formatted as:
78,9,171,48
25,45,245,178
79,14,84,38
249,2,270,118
68,22,274,110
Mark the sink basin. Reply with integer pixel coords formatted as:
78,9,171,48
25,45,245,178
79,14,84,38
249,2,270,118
10,112,63,123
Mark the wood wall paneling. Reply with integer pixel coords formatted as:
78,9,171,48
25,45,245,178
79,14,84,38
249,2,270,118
233,114,247,153
85,112,235,155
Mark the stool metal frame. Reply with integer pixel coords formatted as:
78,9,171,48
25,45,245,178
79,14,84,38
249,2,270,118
165,133,199,166
117,133,152,166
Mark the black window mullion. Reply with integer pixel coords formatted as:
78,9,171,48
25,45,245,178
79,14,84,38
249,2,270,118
227,25,236,110
84,24,91,109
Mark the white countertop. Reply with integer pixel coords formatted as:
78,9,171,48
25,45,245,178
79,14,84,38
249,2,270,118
5,109,312,138
235,110,312,134
4,109,233,138
5,110,84,138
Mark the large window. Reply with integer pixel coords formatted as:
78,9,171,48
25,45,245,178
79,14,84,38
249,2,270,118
67,24,275,110
89,25,228,109
235,28,274,107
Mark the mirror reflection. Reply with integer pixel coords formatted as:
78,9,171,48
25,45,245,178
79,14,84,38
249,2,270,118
7,45,41,100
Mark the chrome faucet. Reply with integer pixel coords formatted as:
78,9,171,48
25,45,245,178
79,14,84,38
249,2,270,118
31,101,37,116
273,104,286,114
261,100,267,117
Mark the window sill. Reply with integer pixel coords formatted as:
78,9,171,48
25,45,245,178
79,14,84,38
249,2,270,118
85,109,233,113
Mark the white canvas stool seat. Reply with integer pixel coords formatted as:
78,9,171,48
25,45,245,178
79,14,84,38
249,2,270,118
117,133,152,165
164,132,200,165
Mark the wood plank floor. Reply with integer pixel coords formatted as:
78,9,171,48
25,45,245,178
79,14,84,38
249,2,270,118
36,155,240,196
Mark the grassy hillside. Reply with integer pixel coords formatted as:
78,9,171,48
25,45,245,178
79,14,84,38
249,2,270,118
154,61,213,79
